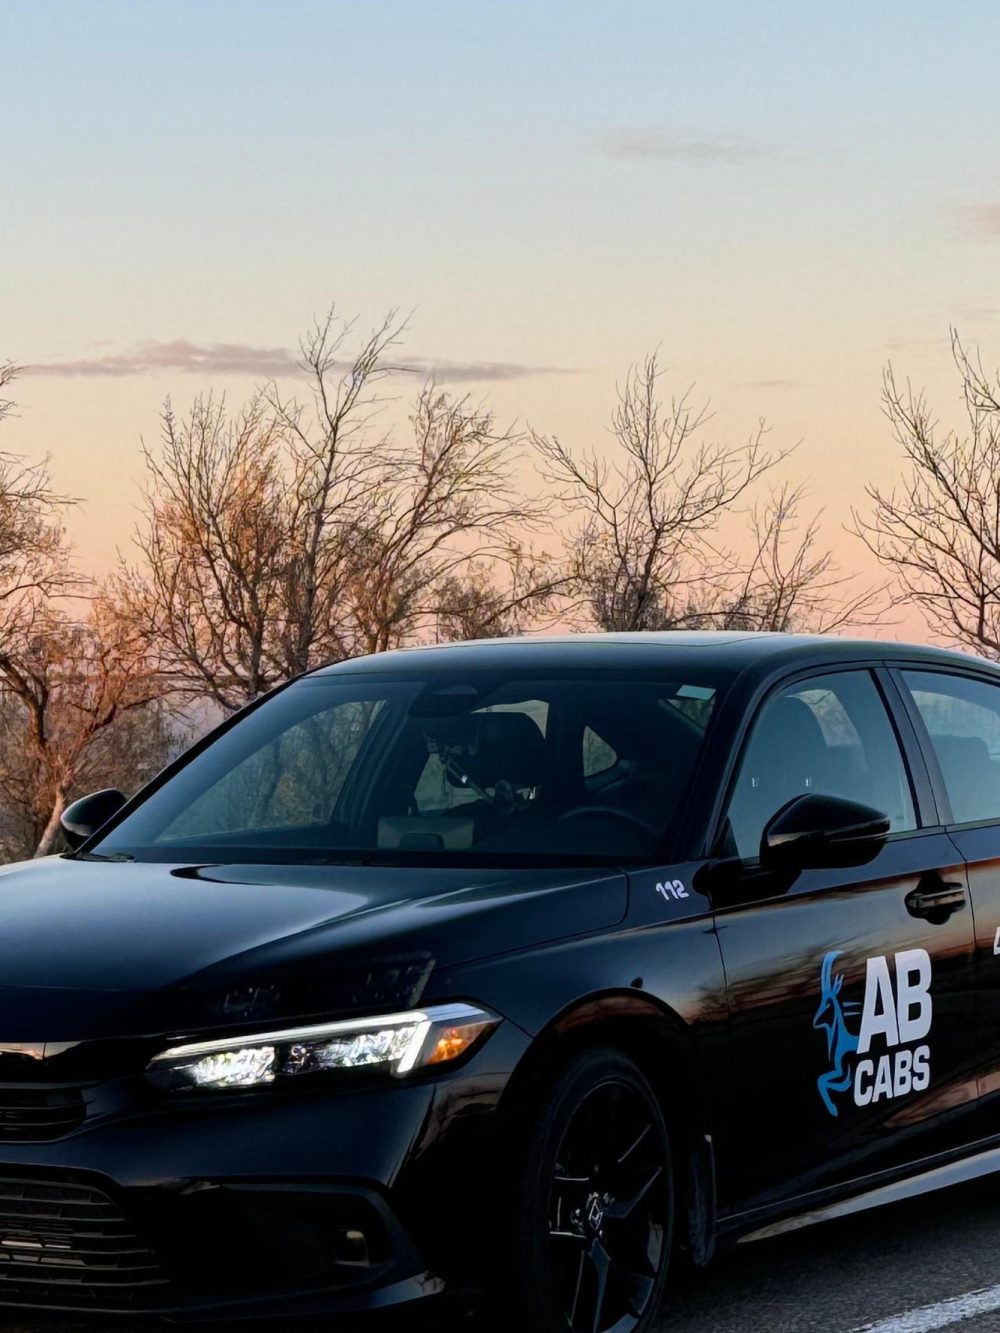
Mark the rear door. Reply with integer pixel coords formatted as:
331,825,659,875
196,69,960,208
709,667,978,1214
894,667,1000,1134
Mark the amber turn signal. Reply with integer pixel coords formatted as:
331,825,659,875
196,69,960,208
426,1020,494,1066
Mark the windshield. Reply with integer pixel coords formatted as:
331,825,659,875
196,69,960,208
91,668,722,866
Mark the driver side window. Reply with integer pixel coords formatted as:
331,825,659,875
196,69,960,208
721,671,916,861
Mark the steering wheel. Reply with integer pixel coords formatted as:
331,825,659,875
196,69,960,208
557,804,660,840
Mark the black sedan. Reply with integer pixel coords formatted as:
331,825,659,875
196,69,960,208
0,631,997,1331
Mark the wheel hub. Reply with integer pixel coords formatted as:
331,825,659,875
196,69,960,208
585,1191,610,1235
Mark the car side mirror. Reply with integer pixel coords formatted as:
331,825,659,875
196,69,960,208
60,789,127,850
760,793,890,872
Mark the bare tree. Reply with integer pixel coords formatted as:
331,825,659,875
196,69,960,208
0,362,17,427
120,313,406,709
121,392,298,710
533,355,784,631
0,363,82,712
0,364,171,856
0,688,178,862
853,331,1000,656
698,485,884,632
434,546,568,642
340,383,547,654
124,309,559,709
261,309,408,675
0,594,170,856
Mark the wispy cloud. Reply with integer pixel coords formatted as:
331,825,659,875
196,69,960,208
414,358,568,383
597,126,774,164
30,340,298,379
27,340,568,383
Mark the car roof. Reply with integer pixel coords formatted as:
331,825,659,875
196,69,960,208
310,630,999,681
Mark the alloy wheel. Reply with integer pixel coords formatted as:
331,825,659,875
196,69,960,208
546,1077,670,1333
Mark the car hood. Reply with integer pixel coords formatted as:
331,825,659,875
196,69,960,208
0,856,627,1042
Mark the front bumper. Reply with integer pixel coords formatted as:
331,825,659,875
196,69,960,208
0,1023,528,1321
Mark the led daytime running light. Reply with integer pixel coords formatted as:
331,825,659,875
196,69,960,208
146,1003,496,1091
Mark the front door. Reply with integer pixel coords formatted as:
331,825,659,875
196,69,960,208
709,668,977,1214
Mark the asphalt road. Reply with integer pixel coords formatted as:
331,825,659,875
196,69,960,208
3,1178,1000,1333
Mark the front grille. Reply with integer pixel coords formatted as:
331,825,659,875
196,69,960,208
0,1087,85,1141
0,1175,170,1310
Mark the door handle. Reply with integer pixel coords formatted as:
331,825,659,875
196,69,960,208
905,881,967,921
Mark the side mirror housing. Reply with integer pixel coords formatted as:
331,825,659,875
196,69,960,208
60,789,127,850
760,793,890,872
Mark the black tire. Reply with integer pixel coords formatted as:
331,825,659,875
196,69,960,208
506,1047,674,1333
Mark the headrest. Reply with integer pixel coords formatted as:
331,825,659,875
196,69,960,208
760,696,828,762
425,711,547,789
931,733,991,771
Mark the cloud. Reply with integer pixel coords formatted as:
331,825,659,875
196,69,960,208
597,126,773,164
27,340,566,384
29,340,298,378
397,357,567,383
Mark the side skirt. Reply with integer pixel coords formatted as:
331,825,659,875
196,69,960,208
733,1140,1000,1245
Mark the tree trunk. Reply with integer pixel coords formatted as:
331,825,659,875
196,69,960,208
34,790,67,858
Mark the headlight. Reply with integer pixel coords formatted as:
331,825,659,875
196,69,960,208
145,1002,499,1091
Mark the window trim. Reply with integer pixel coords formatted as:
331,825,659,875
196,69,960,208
891,663,1000,832
709,664,926,864
873,665,941,829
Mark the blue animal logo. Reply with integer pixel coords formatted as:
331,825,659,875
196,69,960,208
813,951,861,1116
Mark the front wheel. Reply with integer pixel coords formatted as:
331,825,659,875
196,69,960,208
509,1048,674,1333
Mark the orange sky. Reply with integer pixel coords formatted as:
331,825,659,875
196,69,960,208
6,1,1000,647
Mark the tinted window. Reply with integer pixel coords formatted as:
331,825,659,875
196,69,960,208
413,699,548,814
91,670,722,866
163,699,382,840
902,670,1000,824
722,671,916,860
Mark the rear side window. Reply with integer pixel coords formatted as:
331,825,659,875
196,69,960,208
722,670,916,860
582,725,618,780
902,671,1000,825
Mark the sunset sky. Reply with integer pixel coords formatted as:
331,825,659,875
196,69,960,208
5,0,1000,636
